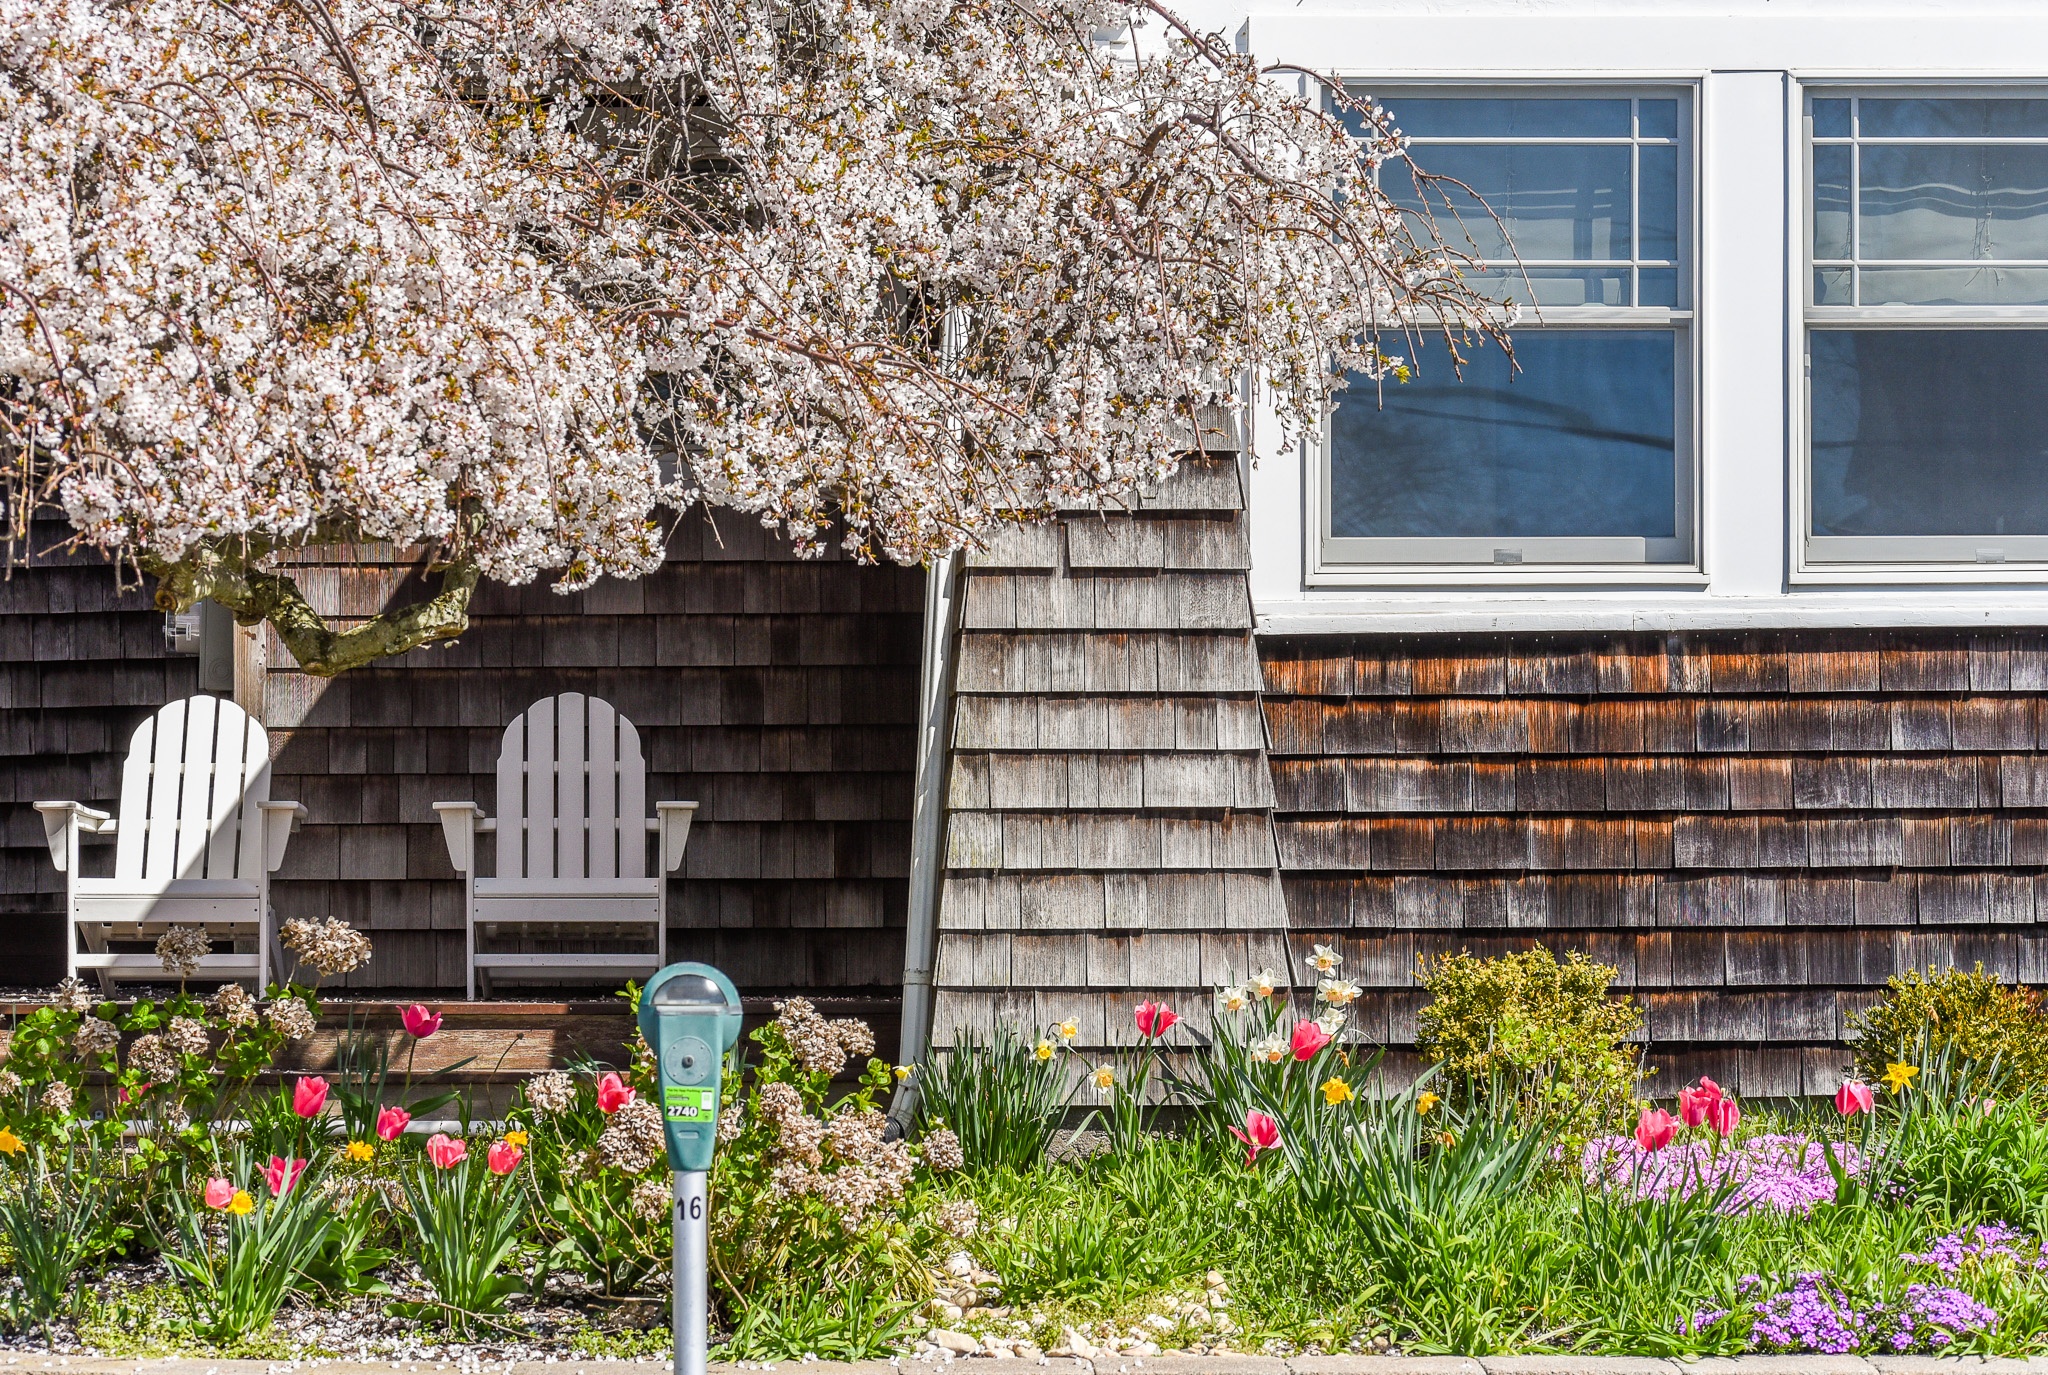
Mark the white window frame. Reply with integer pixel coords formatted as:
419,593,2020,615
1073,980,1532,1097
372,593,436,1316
1313,82,1703,579
1794,82,2048,575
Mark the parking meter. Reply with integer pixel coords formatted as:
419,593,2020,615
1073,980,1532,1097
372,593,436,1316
638,963,742,1375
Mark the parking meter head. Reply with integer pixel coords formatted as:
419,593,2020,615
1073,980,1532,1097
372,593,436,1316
640,963,743,1172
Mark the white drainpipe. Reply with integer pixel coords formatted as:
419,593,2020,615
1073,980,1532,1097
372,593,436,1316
886,553,961,1135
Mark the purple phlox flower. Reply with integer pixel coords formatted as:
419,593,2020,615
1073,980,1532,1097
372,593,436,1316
1896,1284,1999,1351
1750,1272,1869,1355
1579,1133,1865,1216
1903,1222,2048,1276
1678,1307,1730,1336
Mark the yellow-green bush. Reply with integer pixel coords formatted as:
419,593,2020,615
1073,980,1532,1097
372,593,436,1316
1414,946,1644,1139
1848,964,2048,1094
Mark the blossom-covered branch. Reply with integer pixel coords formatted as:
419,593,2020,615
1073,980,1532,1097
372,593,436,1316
1,0,1506,670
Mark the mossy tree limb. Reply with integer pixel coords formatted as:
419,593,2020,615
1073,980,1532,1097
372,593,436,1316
147,544,479,677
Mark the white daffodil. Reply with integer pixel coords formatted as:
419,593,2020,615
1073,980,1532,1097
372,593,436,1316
1248,969,1282,1000
1317,978,1363,1007
1216,985,1251,1014
1309,943,1343,974
1250,1036,1288,1065
1316,1009,1347,1036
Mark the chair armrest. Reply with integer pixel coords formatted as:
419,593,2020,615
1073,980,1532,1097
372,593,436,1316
33,802,112,873
434,802,488,875
655,801,699,873
257,801,307,872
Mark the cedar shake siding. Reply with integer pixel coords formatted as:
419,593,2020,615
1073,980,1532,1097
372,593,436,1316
0,521,192,987
1,513,923,998
931,447,1298,1054
1260,631,2048,1096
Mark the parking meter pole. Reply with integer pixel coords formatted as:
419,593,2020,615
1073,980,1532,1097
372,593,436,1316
674,1168,708,1375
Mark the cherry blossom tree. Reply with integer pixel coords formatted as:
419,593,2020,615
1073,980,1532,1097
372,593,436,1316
0,0,1503,674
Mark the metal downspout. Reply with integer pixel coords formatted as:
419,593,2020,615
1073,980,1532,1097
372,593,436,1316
886,552,961,1137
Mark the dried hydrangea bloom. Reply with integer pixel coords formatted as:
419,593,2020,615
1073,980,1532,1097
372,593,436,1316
127,1033,179,1085
158,1103,191,1133
630,1177,672,1222
51,977,94,1012
154,926,212,979
596,1097,667,1174
716,1101,744,1144
266,996,316,1040
0,1071,20,1099
280,918,374,978
40,1082,73,1115
71,1016,121,1057
933,1199,981,1240
208,984,258,1029
524,1071,577,1116
164,1016,211,1058
921,1127,965,1173
772,998,876,1079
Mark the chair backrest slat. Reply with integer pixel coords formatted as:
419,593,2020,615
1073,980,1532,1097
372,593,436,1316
114,697,271,882
495,694,647,882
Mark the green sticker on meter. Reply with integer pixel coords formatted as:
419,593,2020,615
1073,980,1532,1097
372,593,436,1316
664,1085,716,1120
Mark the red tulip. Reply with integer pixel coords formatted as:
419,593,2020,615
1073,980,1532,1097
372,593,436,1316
401,1004,442,1039
1635,1108,1677,1152
265,1155,306,1197
596,1072,636,1113
1289,1019,1332,1062
1706,1095,1740,1138
425,1133,468,1169
375,1105,411,1141
1227,1109,1281,1167
487,1140,524,1175
1134,1000,1178,1039
204,1177,236,1210
292,1075,329,1118
1677,1076,1723,1127
1835,1080,1875,1117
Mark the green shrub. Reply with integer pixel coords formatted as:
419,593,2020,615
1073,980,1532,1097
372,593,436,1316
1414,946,1643,1139
1848,964,2048,1095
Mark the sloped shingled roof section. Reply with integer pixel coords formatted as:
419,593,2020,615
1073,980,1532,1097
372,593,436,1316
1262,631,2048,1096
931,441,1305,1051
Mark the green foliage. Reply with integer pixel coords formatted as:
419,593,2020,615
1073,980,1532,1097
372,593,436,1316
917,1024,1071,1171
719,1282,922,1361
0,1140,111,1336
394,1154,528,1335
157,1149,333,1343
1415,946,1644,1140
519,1063,671,1295
1879,1042,2048,1232
1179,985,1377,1179
1849,964,2048,1096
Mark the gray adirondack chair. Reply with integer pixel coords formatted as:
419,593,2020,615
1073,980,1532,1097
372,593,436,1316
434,693,697,999
36,695,304,991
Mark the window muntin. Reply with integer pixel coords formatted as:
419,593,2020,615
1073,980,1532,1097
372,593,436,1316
1323,89,1694,569
1806,92,2048,565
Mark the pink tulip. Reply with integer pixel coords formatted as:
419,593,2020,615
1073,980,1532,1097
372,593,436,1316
291,1075,329,1118
265,1155,306,1197
425,1133,468,1169
596,1072,636,1114
1678,1076,1723,1127
1706,1095,1740,1138
375,1105,411,1142
1835,1081,1875,1117
1635,1108,1677,1153
1227,1109,1281,1167
487,1140,523,1175
1134,1001,1178,1039
1289,1019,1332,1062
401,1004,442,1039
204,1177,236,1210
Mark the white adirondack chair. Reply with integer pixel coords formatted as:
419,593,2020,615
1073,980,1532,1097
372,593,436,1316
35,695,305,990
434,693,697,999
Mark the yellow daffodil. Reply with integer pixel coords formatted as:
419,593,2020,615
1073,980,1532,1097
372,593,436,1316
1416,1091,1442,1114
893,1064,915,1082
345,1140,375,1162
1883,1062,1921,1093
504,1129,529,1148
1055,1019,1079,1041
0,1128,22,1156
1092,1065,1116,1091
1320,1078,1354,1107
1437,1130,1457,1148
227,1190,254,1216
1034,1039,1055,1062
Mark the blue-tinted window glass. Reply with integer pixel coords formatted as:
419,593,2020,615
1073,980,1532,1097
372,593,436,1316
1389,144,1633,261
1639,145,1679,261
1330,332,1676,540
1860,99,2048,138
1638,267,1678,307
1639,100,1679,140
1811,330,2048,538
1812,145,1853,259
1859,146,2048,261
1381,97,1632,139
1812,99,1852,139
